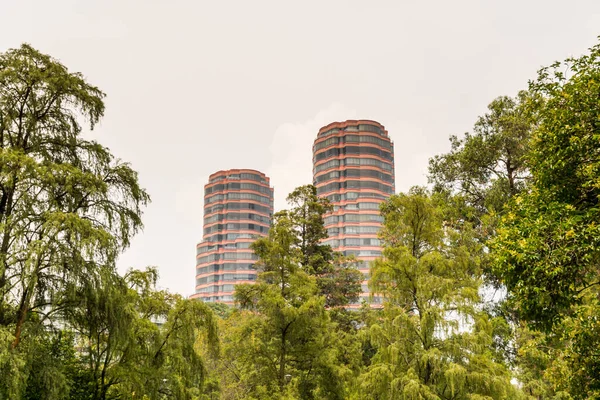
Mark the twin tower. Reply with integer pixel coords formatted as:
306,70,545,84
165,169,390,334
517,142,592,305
192,120,395,305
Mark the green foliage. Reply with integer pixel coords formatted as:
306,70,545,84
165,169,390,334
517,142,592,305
285,185,362,308
492,40,600,397
5,34,600,400
286,185,332,274
205,302,232,319
0,43,149,399
0,44,220,400
359,189,520,399
493,42,600,326
429,92,534,215
64,267,218,400
206,186,366,399
232,209,349,399
426,87,550,398
0,43,148,335
22,330,77,400
428,92,536,298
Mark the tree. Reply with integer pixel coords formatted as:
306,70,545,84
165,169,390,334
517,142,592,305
358,189,520,399
0,43,149,397
429,92,534,217
286,185,332,274
493,40,600,397
286,185,361,308
65,267,219,400
493,41,600,326
231,209,353,399
427,92,542,384
21,329,76,400
205,302,232,319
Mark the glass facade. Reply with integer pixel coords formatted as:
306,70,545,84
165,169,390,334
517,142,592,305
191,169,274,304
313,120,395,306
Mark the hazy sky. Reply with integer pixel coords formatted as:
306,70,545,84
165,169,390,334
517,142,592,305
1,1,599,295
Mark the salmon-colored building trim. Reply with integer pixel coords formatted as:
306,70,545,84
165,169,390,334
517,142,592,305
192,169,274,304
313,120,395,307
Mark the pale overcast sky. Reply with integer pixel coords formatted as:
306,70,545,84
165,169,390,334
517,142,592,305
1,1,599,295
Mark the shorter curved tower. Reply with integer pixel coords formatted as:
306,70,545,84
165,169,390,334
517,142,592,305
313,120,395,305
192,169,274,304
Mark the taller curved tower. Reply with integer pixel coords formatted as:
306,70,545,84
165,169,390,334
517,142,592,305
192,169,274,304
312,120,395,305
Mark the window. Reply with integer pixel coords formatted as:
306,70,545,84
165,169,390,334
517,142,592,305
313,145,393,162
205,202,272,215
205,193,272,205
324,192,387,203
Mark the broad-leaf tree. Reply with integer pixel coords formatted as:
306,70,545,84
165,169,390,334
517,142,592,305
429,92,534,217
493,40,600,397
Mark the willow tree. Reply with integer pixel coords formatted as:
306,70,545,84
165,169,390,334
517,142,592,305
358,189,521,399
63,267,218,400
0,44,148,397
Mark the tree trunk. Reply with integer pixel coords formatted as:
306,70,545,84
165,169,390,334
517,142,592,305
279,331,286,393
12,287,30,348
0,181,16,306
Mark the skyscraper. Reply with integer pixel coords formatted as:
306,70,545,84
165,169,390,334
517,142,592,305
192,169,274,304
312,120,395,305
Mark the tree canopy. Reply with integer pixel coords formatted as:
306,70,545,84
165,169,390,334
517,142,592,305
0,44,216,400
492,40,600,398
358,189,519,399
4,36,600,400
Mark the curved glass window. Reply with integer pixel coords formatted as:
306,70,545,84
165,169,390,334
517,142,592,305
314,157,393,173
196,273,257,286
317,128,341,138
205,202,271,216
203,223,269,235
314,136,339,150
327,225,381,236
203,233,260,243
318,124,385,138
196,284,236,294
343,250,383,257
205,182,272,196
324,214,384,225
350,238,381,246
196,252,258,265
315,169,393,184
345,157,393,171
317,180,393,195
314,145,392,162
205,193,272,204
241,173,268,183
333,202,383,211
314,134,392,152
358,124,385,135
223,252,257,260
324,192,388,203
204,212,270,225
344,225,381,234
197,241,253,255
196,263,256,274
313,159,341,172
